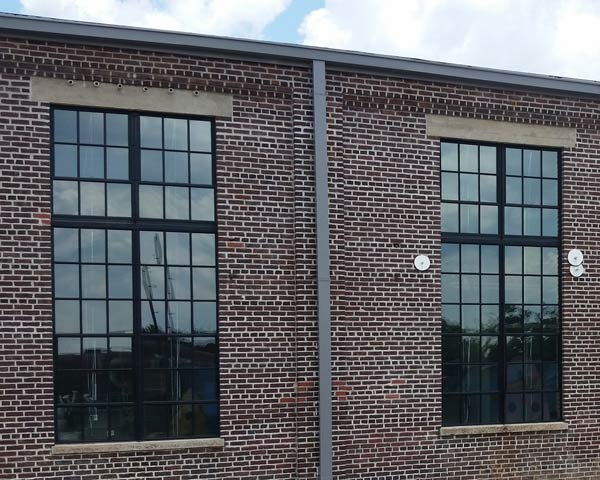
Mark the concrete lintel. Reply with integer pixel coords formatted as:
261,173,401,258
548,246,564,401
51,437,225,455
31,77,233,118
426,114,576,148
440,422,568,437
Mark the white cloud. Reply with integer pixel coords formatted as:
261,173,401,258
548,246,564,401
20,0,291,39
299,0,600,81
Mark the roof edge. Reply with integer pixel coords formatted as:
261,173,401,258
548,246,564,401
2,12,600,97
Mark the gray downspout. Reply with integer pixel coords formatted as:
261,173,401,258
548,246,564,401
312,59,332,480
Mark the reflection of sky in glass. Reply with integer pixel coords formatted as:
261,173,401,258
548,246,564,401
191,189,214,221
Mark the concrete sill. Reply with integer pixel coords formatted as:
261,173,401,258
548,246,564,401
51,437,225,455
440,422,568,437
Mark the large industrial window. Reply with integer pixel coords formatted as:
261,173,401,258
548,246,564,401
441,141,560,425
52,108,218,443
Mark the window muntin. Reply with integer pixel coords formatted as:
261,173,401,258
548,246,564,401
52,108,218,443
441,140,560,426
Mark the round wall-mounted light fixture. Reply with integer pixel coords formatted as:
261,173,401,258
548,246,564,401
568,249,583,266
414,255,431,272
570,264,585,278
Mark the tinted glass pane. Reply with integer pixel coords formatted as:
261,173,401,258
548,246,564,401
524,306,541,333
106,147,129,180
479,175,496,203
524,247,541,274
139,185,164,219
110,406,135,441
441,243,459,273
143,405,171,439
442,395,460,425
81,265,106,298
56,407,82,442
460,173,478,201
442,336,460,363
542,179,558,206
54,144,78,177
542,151,558,178
506,148,521,175
504,207,522,235
505,276,522,304
141,266,165,300
461,274,479,303
53,180,79,215
164,118,188,150
543,393,560,421
141,300,165,333
442,304,460,333
54,228,79,262
481,275,498,303
460,244,479,273
140,116,162,149
504,305,523,333
461,305,479,333
165,151,188,183
107,183,131,218
167,267,191,299
193,302,217,334
481,305,499,333
109,300,133,334
167,232,190,265
523,208,541,236
505,246,522,274
57,337,81,369
190,120,212,152
441,172,458,201
441,203,458,232
543,277,558,304
140,231,164,265
523,178,541,205
525,393,542,422
165,186,190,220
463,394,481,424
542,209,558,237
480,146,496,174
481,337,498,363
505,176,521,204
79,112,104,144
480,205,498,234
193,268,216,300
108,265,132,298
106,114,128,146
80,146,104,178
83,339,109,372
107,230,132,263
81,229,105,263
480,245,498,274
168,301,192,334
523,150,541,176
54,110,77,143
190,153,212,185
543,248,558,275
460,144,478,172
481,394,500,424
524,277,541,304
460,204,478,233
441,274,459,303
141,150,163,182
191,188,214,221
82,300,106,334
441,142,458,171
55,264,79,298
55,300,80,334
80,182,105,216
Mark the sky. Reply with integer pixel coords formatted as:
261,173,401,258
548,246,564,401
2,0,600,81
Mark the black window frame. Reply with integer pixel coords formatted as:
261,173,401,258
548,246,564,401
440,139,562,426
51,106,220,443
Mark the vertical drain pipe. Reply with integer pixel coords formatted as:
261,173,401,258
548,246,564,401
312,60,332,480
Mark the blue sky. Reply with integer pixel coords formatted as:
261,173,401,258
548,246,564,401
3,0,600,81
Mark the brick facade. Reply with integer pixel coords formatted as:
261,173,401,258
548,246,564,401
1,35,600,479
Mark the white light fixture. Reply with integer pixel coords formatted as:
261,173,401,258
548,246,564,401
414,255,431,271
568,249,583,266
570,264,585,278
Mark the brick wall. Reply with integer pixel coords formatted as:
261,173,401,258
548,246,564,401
1,36,600,479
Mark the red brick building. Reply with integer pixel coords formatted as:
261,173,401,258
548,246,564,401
1,12,599,480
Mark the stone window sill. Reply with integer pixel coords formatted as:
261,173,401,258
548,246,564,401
440,422,568,437
51,437,225,455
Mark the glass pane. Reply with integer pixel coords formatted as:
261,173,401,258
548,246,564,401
481,305,499,333
193,370,217,401
506,148,522,175
106,147,129,180
193,268,216,300
55,370,82,402
142,337,169,368
543,277,558,304
441,243,459,273
110,406,135,441
79,111,104,145
461,305,479,333
441,203,458,232
524,364,542,391
524,277,541,303
193,302,217,335
140,116,162,149
523,178,541,205
441,143,458,171
83,337,108,369
542,209,558,237
139,185,164,219
141,149,163,182
461,274,479,303
81,265,106,298
108,265,132,298
144,370,171,400
107,230,132,263
505,176,522,205
442,336,460,363
524,305,541,333
543,363,558,390
57,337,81,369
54,110,77,143
109,300,133,334
53,180,79,215
54,228,79,262
441,172,458,201
80,146,104,178
165,151,188,183
504,305,523,333
460,173,478,201
479,175,496,203
460,244,479,273
523,150,541,176
524,335,542,362
441,274,459,303
80,182,105,216
481,245,498,274
543,393,560,421
56,407,82,442
462,365,480,390
505,275,523,304
110,337,132,367
107,183,131,217
141,266,165,300
463,394,481,424
442,304,460,333
523,208,541,236
166,266,191,299
481,337,498,363
442,395,460,425
524,247,541,274
168,301,192,334
480,205,497,234
82,300,106,334
167,232,190,265
190,120,212,152
140,231,164,265
481,365,498,391
542,151,558,178
460,144,478,172
505,246,522,274
542,179,558,206
165,186,190,220
506,336,524,363
543,247,558,275
81,229,105,263
191,188,214,221
525,393,542,422
190,153,212,185
55,300,80,334
460,204,478,233
481,394,500,424
143,404,171,439
481,275,498,303
479,146,496,174
504,207,522,235
542,306,559,332
54,144,77,177
106,113,128,146
141,300,165,333
54,264,79,298
164,118,188,150
443,365,460,392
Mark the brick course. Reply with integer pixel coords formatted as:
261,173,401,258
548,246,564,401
1,36,600,479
